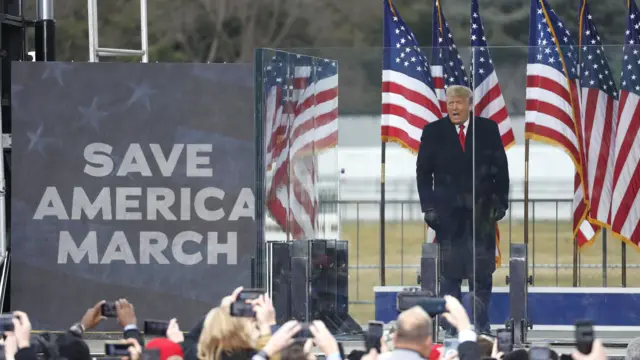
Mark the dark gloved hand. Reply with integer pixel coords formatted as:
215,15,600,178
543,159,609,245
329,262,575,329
492,207,506,221
423,209,440,230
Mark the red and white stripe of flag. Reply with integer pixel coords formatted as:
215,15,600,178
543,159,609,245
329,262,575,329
579,85,618,229
430,65,448,115
525,63,599,246
381,69,442,152
266,63,338,240
474,70,516,148
610,91,640,246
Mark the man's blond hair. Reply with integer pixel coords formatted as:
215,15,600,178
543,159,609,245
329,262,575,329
445,85,472,101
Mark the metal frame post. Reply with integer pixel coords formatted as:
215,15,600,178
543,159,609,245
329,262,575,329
139,0,148,63
0,106,6,268
87,0,148,62
505,243,532,347
87,0,98,62
35,0,55,61
0,80,8,311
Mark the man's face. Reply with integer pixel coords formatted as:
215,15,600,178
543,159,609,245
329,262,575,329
446,95,470,124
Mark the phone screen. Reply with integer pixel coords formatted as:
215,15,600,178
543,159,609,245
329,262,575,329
443,337,459,358
104,343,130,356
143,320,169,336
230,302,255,317
496,328,513,353
530,345,550,360
366,322,384,352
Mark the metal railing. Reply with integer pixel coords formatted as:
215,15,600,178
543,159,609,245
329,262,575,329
321,199,637,305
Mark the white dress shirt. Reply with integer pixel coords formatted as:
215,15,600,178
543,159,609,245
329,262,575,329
456,118,469,136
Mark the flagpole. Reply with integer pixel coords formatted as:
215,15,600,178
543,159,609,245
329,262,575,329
381,0,396,287
575,0,586,288
524,0,535,268
380,141,386,286
524,139,529,248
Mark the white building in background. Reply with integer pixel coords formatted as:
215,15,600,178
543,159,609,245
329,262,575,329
265,116,577,240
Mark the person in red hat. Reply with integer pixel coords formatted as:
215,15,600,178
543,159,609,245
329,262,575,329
430,343,443,360
145,338,185,360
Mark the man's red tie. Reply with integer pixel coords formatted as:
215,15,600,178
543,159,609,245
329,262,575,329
458,124,466,151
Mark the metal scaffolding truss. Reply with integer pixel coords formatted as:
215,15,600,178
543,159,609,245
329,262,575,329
87,0,149,62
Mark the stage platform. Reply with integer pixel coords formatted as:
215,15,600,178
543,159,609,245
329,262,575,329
374,286,640,326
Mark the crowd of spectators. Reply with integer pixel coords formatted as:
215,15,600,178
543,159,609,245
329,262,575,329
0,288,627,360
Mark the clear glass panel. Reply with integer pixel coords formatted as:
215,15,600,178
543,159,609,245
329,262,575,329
478,42,640,341
260,50,339,243
256,42,640,342
468,43,521,338
258,49,349,331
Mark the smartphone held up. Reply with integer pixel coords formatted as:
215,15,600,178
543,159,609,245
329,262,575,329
0,314,14,332
144,320,169,336
365,321,384,353
575,320,594,355
229,288,265,318
496,328,513,353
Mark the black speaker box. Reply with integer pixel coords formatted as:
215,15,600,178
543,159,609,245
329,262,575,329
290,239,328,321
267,239,362,335
335,240,349,315
268,242,291,324
290,256,309,321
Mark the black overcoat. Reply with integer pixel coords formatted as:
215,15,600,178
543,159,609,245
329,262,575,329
416,114,510,278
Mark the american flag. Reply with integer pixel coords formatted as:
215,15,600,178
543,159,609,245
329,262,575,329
264,53,339,240
263,55,289,172
470,0,516,149
578,0,619,233
381,0,441,152
611,0,640,247
525,0,597,247
431,0,469,114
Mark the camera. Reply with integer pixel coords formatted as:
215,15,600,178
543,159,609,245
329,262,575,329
101,302,117,318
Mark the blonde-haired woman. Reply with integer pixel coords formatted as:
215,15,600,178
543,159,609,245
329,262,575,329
198,287,301,360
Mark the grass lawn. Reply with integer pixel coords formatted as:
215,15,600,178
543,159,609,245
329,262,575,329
339,220,640,324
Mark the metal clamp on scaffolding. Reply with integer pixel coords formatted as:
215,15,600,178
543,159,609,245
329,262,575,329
87,0,149,62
